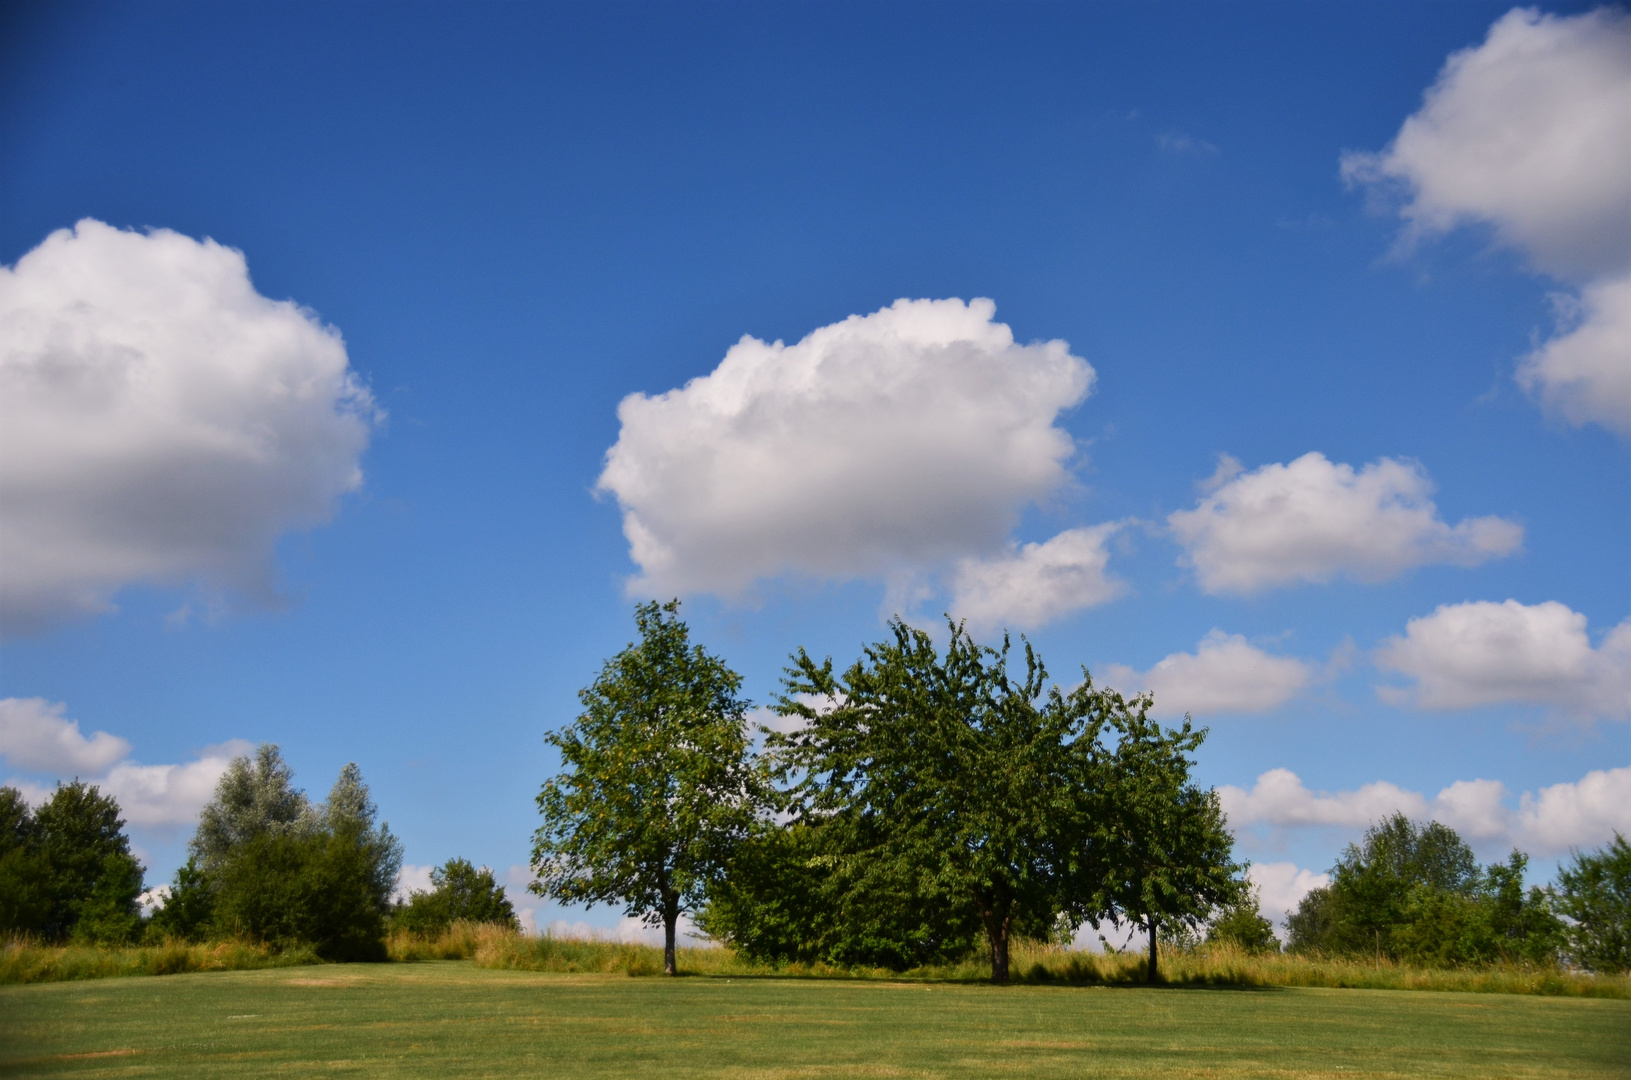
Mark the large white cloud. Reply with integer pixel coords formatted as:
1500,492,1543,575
1342,7,1631,434
1221,765,1631,858
1102,630,1316,719
0,219,376,633
98,741,252,828
597,298,1095,596
1,696,249,831
950,523,1126,631
1167,453,1521,595
0,696,131,774
1376,599,1630,720
1341,6,1630,281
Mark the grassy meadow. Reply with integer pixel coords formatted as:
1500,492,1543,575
2,958,1628,1079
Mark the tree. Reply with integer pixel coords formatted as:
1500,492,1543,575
190,744,313,874
532,600,765,976
1207,885,1280,954
1090,704,1242,983
187,751,400,960
147,857,214,942
769,620,1110,982
1554,834,1630,974
1286,816,1559,966
395,858,519,935
30,782,146,943
0,786,50,935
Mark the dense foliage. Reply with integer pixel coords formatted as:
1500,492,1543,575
532,600,768,975
1286,814,1562,966
0,782,144,944
150,747,403,960
394,858,519,935
1553,834,1630,974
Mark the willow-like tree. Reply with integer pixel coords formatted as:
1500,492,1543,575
531,600,765,975
1090,704,1241,983
771,619,1111,983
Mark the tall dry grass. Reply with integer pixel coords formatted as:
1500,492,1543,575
387,924,1629,998
0,937,320,985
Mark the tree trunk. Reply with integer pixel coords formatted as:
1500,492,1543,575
981,904,1013,983
1146,914,1160,984
663,899,678,976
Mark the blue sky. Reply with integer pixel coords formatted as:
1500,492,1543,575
2,1,1626,936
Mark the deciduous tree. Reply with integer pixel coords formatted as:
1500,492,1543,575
769,620,1110,982
532,600,765,975
1090,706,1241,983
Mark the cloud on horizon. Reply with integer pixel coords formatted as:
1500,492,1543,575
0,219,377,634
1,696,249,831
1221,765,1631,858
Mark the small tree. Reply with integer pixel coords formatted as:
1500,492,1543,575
1207,885,1280,954
395,858,519,935
532,600,764,976
1554,834,1630,974
771,620,1111,982
1090,705,1241,983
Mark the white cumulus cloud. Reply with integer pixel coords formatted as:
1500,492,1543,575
597,298,1095,597
951,523,1127,631
1221,765,1631,858
1515,275,1631,436
0,697,131,774
1376,599,1630,720
1246,862,1331,936
1,696,249,831
1341,7,1631,435
99,741,252,828
0,219,376,633
1102,630,1316,719
1167,452,1522,595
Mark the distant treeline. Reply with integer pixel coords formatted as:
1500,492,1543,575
3,602,1625,979
530,601,1630,980
1,748,515,959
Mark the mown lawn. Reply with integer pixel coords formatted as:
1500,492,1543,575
1,960,1626,1079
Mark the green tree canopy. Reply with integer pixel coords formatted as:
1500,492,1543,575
531,600,766,975
767,619,1111,982
1090,705,1242,982
190,744,313,874
395,858,519,935
1286,815,1560,966
28,781,145,943
1554,834,1630,974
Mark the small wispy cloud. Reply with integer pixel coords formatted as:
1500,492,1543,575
1155,132,1219,156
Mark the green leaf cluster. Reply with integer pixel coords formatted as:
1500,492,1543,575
0,782,144,944
1554,833,1630,974
394,858,520,936
1287,813,1562,966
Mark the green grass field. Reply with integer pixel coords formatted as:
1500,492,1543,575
2,961,1627,1079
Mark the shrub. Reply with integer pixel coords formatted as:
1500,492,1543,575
393,858,518,937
